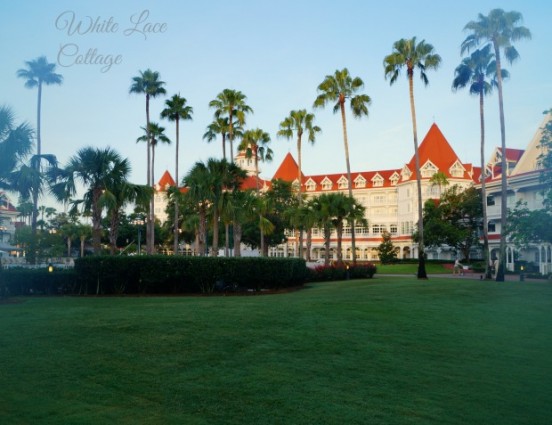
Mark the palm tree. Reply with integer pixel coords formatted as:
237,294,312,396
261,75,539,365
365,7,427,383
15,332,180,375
277,109,321,258
384,37,441,279
137,122,171,190
50,147,131,254
311,194,335,266
0,106,33,190
203,117,245,161
462,9,531,281
313,68,371,265
209,89,253,161
453,45,507,279
129,69,166,254
183,162,212,256
16,57,62,158
161,94,193,255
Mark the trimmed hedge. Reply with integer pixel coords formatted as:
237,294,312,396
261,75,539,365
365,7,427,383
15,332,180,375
309,263,377,281
74,256,308,295
0,268,77,297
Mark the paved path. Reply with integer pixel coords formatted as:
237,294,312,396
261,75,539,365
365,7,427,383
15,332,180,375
378,273,546,283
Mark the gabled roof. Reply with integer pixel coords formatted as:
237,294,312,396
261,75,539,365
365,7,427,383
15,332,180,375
241,175,270,191
404,123,470,180
272,152,302,182
511,112,551,176
157,170,176,188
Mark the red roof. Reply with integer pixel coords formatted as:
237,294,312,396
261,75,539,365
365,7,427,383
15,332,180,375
499,147,524,162
241,175,270,190
272,152,303,182
404,123,468,180
157,170,176,189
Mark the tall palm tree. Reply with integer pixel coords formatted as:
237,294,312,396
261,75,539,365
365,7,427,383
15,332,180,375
462,9,531,281
161,94,193,255
313,68,371,265
239,128,272,255
203,117,245,161
183,162,212,256
209,89,253,161
384,37,441,279
50,147,131,254
129,69,166,254
277,109,321,258
16,57,62,158
453,45,507,279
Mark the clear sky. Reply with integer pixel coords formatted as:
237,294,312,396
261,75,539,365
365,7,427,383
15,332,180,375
2,0,550,202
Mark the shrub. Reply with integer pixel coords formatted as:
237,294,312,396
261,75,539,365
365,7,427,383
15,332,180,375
309,262,376,282
0,268,77,296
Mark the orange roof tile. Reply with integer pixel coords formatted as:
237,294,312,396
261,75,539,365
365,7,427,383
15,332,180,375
157,170,176,189
272,152,303,182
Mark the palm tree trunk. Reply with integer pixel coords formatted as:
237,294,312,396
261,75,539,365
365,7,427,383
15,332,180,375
336,222,343,265
339,101,357,265
493,43,507,282
150,142,156,254
109,211,119,255
222,133,227,161
225,223,230,256
297,135,304,259
229,110,234,161
211,210,219,256
37,82,42,157
233,220,242,257
255,155,265,257
479,90,491,279
324,226,331,266
408,73,427,279
306,228,312,262
173,118,180,255
145,94,153,255
92,189,102,254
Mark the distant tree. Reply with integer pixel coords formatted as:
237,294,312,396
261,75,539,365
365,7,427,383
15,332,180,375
422,186,482,261
376,231,399,264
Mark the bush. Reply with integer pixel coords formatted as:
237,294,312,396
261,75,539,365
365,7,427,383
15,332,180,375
74,256,308,295
0,268,77,296
309,263,376,282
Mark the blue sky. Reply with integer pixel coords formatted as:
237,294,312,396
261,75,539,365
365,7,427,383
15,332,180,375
2,0,550,197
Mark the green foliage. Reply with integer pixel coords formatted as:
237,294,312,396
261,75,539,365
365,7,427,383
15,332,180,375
376,231,399,264
507,202,552,245
309,263,376,281
1,268,76,296
74,256,307,294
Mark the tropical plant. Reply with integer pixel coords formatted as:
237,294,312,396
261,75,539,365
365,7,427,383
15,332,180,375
161,94,193,255
50,147,132,255
209,89,253,160
203,117,244,161
461,8,531,281
277,109,321,258
313,68,371,265
376,231,399,264
384,37,441,279
453,44,506,278
0,106,33,190
129,69,166,254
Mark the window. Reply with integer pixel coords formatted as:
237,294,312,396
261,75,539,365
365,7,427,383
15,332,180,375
372,174,384,187
401,167,412,181
487,196,495,206
390,173,400,186
306,179,316,191
373,194,386,204
372,224,386,234
357,227,369,235
449,161,464,178
421,162,438,178
390,224,398,234
338,176,348,189
355,175,366,188
321,177,332,190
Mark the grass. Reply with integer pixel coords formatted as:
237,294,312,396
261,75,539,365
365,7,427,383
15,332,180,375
1,277,551,424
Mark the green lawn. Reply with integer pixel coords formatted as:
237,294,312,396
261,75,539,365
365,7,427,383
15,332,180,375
375,262,452,274
1,277,551,424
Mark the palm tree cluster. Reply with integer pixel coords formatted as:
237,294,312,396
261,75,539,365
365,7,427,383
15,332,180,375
4,9,530,274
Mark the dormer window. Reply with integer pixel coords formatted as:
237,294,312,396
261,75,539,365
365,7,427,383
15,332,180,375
390,172,400,186
354,175,366,188
449,160,465,178
401,166,411,181
337,176,348,189
321,177,333,191
421,161,438,178
372,174,384,187
305,179,316,191
292,180,300,191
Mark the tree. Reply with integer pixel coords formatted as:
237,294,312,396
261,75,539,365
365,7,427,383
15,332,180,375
0,106,33,190
314,68,371,265
51,147,132,254
422,186,483,262
161,94,193,255
384,37,441,279
377,231,399,264
183,162,212,256
16,57,62,158
203,117,244,161
239,128,273,255
277,109,321,258
538,109,552,208
129,69,166,254
209,89,253,161
453,45,506,278
462,8,531,281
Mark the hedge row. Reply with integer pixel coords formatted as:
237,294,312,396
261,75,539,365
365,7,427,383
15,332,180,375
73,256,308,295
308,263,377,281
0,269,77,297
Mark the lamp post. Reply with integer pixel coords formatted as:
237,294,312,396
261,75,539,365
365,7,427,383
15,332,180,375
132,218,145,255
